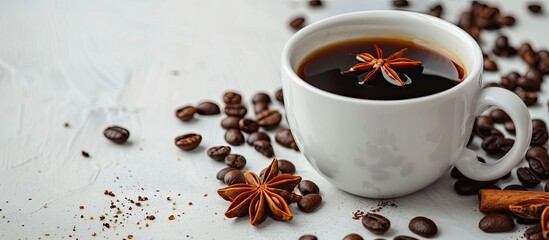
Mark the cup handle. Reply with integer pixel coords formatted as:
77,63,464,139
454,87,532,181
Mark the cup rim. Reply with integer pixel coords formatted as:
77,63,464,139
281,10,483,105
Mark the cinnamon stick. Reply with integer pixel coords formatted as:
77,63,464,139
479,189,549,213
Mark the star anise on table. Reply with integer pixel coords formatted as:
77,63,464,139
342,45,423,86
217,159,302,226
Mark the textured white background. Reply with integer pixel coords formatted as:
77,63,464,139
0,0,548,239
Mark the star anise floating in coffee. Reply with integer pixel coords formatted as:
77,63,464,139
217,159,302,226
342,45,422,86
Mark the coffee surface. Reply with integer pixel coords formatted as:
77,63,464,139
297,38,465,100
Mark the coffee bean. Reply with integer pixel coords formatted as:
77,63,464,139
503,184,528,191
207,146,231,161
517,77,541,91
342,233,363,240
256,110,282,130
454,177,496,195
489,109,510,123
517,167,541,187
479,213,514,233
531,127,548,146
277,159,296,174
524,225,543,240
175,106,197,122
481,135,502,154
221,116,241,129
174,133,202,151
298,180,320,195
477,126,504,139
498,138,514,154
516,90,538,106
474,115,493,132
253,102,269,114
253,140,274,157
499,15,515,26
408,216,438,238
495,35,509,48
224,104,247,118
545,181,549,192
216,167,236,181
532,119,547,129
493,35,517,57
527,154,549,179
483,57,498,71
519,43,537,65
428,4,443,18
467,26,481,42
450,167,464,179
526,68,544,82
276,128,298,150
298,235,318,240
458,11,473,29
238,118,259,133
223,91,242,104
224,154,246,169
297,193,322,212
392,0,409,7
537,50,549,74
500,76,517,91
223,169,246,185
247,131,270,146
504,121,515,134
290,17,305,30
196,101,220,115
224,129,245,146
362,213,390,234
393,236,418,240
308,0,322,7
484,82,501,88
275,88,284,104
252,93,271,105
104,126,130,144
526,146,548,160
528,4,543,14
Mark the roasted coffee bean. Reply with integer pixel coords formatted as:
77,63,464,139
246,131,270,146
476,126,504,139
196,101,220,115
238,118,259,133
428,4,443,18
528,4,543,14
174,133,202,151
467,26,481,42
221,116,240,129
545,181,549,192
275,88,284,104
503,184,528,191
393,236,418,240
454,177,496,195
517,167,541,187
519,43,537,65
256,110,282,130
524,225,543,240
392,0,409,7
531,127,548,146
298,235,318,240
253,102,269,114
308,0,322,7
224,154,246,169
532,119,547,129
493,35,517,57
252,92,271,104
489,109,510,123
216,167,236,181
299,180,320,195
499,15,515,26
517,76,541,91
526,68,544,82
504,121,515,134
450,167,464,179
361,213,390,234
408,216,438,238
458,11,473,29
479,213,514,233
516,90,538,106
526,146,548,160
223,91,242,104
342,233,363,240
297,193,322,212
253,140,274,157
482,135,502,154
104,126,130,144
175,106,197,122
276,128,298,150
277,159,296,174
475,115,494,130
223,169,246,185
484,82,501,88
500,76,517,91
498,138,514,154
537,51,549,74
527,154,549,179
495,35,509,49
482,184,501,190
224,129,245,146
290,17,305,30
483,57,498,71
207,146,231,161
224,104,247,118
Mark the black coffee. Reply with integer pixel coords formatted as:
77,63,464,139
297,38,465,100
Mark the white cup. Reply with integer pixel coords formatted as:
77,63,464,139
281,11,532,198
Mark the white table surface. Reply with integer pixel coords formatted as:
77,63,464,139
1,0,548,239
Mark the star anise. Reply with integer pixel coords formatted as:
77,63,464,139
217,159,302,226
342,45,422,86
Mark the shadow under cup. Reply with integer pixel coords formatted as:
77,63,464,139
281,11,483,198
